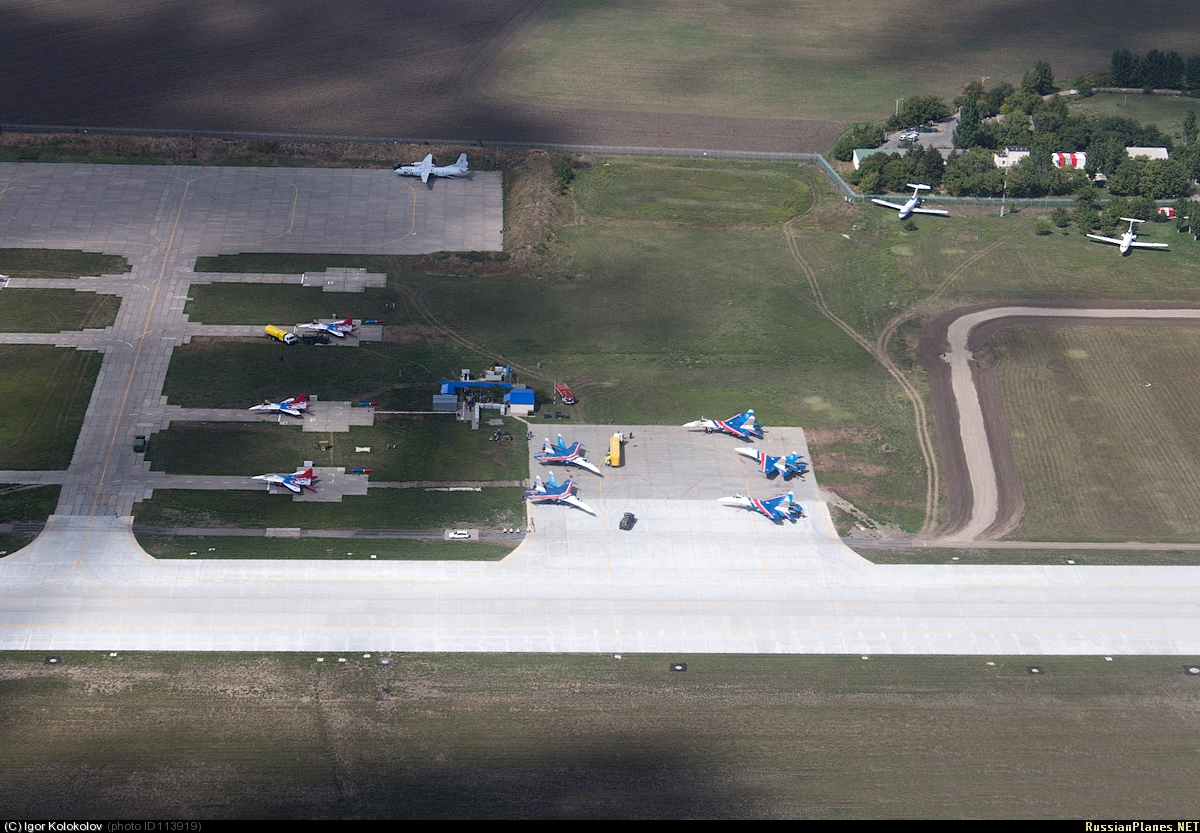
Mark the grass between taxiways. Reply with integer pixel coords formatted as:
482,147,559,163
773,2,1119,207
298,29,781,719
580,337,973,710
0,346,102,470
1,652,1199,818
861,546,1200,566
0,248,129,280
0,288,119,332
137,535,514,561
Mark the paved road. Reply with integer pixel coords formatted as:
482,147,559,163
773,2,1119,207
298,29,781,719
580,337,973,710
942,306,1200,540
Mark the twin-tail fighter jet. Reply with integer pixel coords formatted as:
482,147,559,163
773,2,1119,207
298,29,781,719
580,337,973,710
297,317,357,338
718,490,803,523
249,394,310,418
1087,218,1169,255
736,448,808,480
871,183,949,220
535,434,602,475
394,153,469,184
524,471,595,514
683,410,763,440
253,467,318,494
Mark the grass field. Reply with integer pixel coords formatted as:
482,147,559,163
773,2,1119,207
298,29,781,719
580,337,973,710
0,288,119,332
990,326,1200,543
145,418,528,482
0,533,37,554
861,546,1200,565
0,346,101,470
0,248,129,279
1070,91,1200,142
0,485,61,524
485,0,1200,124
1,652,1198,818
131,488,525,531
137,535,513,561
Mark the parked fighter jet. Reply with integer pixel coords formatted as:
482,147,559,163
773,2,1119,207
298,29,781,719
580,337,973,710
736,447,808,479
535,434,602,475
394,153,469,184
683,410,763,440
718,490,803,522
249,394,310,417
871,183,949,220
1087,217,1169,255
524,471,595,514
297,317,356,338
253,467,318,494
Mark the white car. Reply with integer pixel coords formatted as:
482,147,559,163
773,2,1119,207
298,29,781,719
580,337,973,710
899,130,919,141
448,530,471,540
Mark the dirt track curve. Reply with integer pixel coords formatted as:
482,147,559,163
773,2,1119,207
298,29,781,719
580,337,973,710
922,304,1200,541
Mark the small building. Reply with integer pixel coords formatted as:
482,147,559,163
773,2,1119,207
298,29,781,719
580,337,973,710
1052,152,1087,169
993,146,1030,168
852,147,904,170
432,394,459,413
1159,206,1176,219
504,387,535,416
1126,147,1170,160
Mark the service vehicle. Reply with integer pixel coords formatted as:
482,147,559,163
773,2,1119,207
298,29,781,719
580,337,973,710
555,381,576,405
264,325,297,345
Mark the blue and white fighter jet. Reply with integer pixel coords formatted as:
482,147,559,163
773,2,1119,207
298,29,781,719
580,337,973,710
718,490,803,523
736,447,808,480
524,471,595,514
535,434,602,475
683,410,763,440
253,467,318,494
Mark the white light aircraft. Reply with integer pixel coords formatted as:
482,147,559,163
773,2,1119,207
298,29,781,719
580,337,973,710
871,183,949,220
394,153,469,184
1087,218,1169,255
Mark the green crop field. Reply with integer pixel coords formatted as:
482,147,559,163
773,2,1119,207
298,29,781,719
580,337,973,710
484,0,1200,124
137,535,514,561
0,288,119,332
145,418,528,483
0,248,129,279
131,488,525,531
1,652,1198,818
990,325,1200,543
0,346,101,470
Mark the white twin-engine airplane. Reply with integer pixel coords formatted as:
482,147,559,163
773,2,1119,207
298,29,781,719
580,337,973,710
394,153,469,184
871,183,950,220
1087,217,1170,255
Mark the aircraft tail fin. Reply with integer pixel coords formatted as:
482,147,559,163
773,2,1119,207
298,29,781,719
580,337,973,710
456,153,468,168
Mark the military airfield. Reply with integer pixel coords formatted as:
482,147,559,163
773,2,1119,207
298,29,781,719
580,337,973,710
0,161,1197,655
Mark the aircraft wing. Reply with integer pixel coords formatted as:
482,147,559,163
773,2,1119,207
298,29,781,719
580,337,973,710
912,207,950,216
561,494,596,514
281,480,302,493
1130,241,1169,249
718,495,753,509
1087,234,1123,245
421,170,430,183
572,458,602,476
871,198,906,211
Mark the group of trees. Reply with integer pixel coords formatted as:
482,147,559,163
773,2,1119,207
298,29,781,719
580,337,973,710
1110,49,1200,91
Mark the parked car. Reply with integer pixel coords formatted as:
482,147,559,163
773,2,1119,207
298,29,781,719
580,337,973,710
619,512,636,531
448,530,471,540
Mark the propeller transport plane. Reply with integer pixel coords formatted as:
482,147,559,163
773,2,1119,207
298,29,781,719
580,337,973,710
249,394,311,418
1087,217,1170,255
871,183,950,220
683,410,763,440
524,471,595,514
394,153,469,184
297,317,357,338
253,467,319,494
535,434,602,475
736,447,808,480
718,490,804,523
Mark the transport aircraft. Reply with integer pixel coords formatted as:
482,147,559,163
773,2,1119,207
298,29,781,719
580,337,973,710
718,490,803,522
535,434,602,475
249,394,310,417
297,318,356,338
736,447,808,479
253,468,318,494
683,410,763,440
871,183,950,220
1087,217,1169,255
524,471,595,514
394,153,469,184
